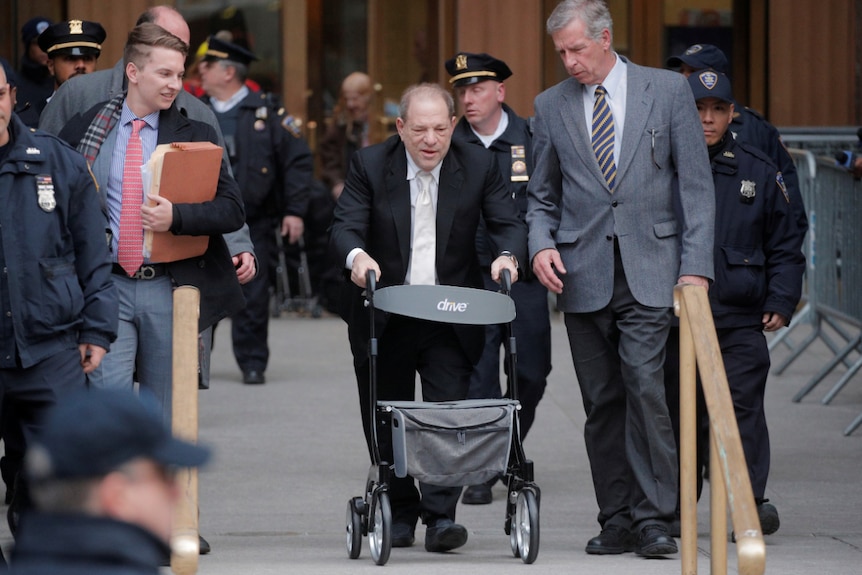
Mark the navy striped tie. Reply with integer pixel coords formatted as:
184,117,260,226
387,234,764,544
592,85,617,190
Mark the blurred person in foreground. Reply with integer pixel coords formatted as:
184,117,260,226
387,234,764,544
8,389,210,574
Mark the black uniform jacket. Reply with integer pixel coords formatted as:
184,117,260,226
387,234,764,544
709,136,805,328
201,90,312,221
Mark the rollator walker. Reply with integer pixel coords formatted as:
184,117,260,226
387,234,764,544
345,269,541,565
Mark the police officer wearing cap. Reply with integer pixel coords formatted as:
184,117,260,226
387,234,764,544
445,52,551,506
15,17,54,128
37,19,106,117
664,69,804,537
9,389,210,574
0,61,118,533
667,43,808,252
199,36,312,385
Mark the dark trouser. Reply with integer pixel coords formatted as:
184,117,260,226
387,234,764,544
563,250,677,531
352,316,472,527
0,347,87,506
665,324,771,499
467,275,551,439
0,402,25,495
232,218,275,373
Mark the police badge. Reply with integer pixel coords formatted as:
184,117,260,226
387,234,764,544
36,175,56,212
739,179,756,204
511,145,529,182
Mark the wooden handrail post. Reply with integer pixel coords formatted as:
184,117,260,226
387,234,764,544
171,286,201,575
675,284,698,575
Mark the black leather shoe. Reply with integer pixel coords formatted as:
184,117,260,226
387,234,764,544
585,525,632,555
634,524,678,557
757,499,780,535
391,522,415,548
199,535,211,555
242,370,265,385
461,483,492,505
424,519,468,552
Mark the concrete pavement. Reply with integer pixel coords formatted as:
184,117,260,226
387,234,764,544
4,311,862,573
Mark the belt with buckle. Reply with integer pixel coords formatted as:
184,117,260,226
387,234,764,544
111,263,168,279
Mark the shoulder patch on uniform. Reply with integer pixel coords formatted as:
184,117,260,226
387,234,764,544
776,171,789,203
281,114,302,138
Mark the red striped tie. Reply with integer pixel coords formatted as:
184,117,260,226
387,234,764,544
118,119,146,276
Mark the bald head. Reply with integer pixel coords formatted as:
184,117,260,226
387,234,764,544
138,5,190,45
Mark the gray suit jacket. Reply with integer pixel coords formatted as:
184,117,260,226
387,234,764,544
526,58,715,312
39,60,255,260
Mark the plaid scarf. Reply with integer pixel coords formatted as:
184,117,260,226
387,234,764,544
76,93,125,165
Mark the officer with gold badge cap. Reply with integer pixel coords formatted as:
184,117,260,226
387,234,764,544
37,19,106,97
199,35,312,386
445,51,552,507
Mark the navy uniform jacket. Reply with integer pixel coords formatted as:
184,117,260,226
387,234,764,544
452,103,531,270
0,114,117,368
731,106,808,249
10,513,168,575
202,90,312,222
709,136,805,328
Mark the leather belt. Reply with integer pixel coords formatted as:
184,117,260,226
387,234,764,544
111,263,168,279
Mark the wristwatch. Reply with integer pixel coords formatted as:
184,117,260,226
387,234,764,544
499,250,519,268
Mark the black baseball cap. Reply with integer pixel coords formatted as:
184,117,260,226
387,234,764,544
445,52,512,88
27,389,210,481
667,44,729,74
687,69,733,104
21,17,52,46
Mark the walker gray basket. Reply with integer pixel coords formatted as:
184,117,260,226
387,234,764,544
346,271,540,566
385,399,518,486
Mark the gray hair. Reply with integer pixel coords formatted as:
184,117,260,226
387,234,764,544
399,83,455,122
29,477,100,513
546,0,613,42
217,59,249,83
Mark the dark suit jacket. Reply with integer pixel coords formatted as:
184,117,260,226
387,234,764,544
330,134,527,364
59,103,246,331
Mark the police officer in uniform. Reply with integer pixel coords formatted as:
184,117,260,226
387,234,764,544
666,43,807,251
445,53,551,505
664,70,805,536
15,17,53,128
199,36,312,385
37,20,107,116
0,62,118,528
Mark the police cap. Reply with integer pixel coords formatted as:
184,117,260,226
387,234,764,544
666,44,728,74
445,52,512,88
687,69,733,104
203,35,258,66
21,16,52,47
38,19,106,58
26,389,210,482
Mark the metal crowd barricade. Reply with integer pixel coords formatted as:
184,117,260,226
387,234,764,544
768,150,862,434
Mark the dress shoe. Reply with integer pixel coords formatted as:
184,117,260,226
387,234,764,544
242,370,265,385
424,518,468,552
634,524,678,557
461,482,493,505
391,522,415,548
585,525,632,555
199,534,211,555
757,499,780,535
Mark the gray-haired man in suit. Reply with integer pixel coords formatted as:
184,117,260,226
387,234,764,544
527,0,715,558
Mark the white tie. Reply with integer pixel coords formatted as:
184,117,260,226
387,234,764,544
410,172,436,285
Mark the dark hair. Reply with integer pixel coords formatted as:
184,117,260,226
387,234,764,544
124,22,189,69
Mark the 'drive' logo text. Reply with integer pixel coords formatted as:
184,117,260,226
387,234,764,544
437,298,469,312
